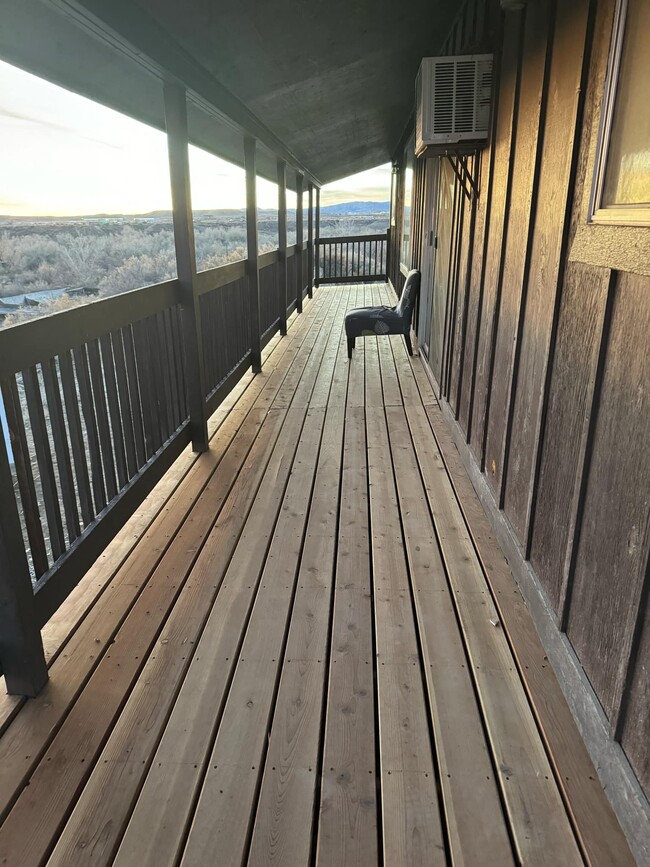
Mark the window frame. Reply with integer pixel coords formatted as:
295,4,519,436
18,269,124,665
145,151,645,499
400,134,416,271
589,0,650,227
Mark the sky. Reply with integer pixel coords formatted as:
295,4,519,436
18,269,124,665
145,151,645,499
0,60,390,216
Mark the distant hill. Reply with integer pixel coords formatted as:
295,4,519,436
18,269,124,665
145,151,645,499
0,201,391,223
320,201,389,215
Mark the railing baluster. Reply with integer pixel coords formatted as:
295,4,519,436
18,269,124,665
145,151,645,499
171,307,187,423
111,330,138,480
41,358,81,543
162,309,182,432
87,340,118,501
145,317,165,449
72,345,107,513
155,312,175,441
121,325,147,468
99,334,128,490
1,377,49,576
0,421,48,695
59,351,95,526
308,233,387,283
23,366,66,561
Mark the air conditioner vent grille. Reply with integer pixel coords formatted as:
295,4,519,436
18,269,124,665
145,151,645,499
416,54,493,154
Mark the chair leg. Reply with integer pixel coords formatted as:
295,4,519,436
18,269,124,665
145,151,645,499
347,336,355,359
404,332,413,356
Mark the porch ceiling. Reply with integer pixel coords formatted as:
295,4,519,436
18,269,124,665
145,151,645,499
132,0,457,183
2,0,457,185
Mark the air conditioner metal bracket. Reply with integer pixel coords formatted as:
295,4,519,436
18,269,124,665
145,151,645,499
445,151,480,202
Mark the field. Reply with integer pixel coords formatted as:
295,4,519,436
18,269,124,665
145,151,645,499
0,208,388,327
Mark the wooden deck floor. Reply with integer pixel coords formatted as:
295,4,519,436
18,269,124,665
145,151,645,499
0,285,633,866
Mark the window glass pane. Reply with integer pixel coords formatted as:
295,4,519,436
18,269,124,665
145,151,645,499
257,176,278,253
401,156,414,267
0,59,175,327
287,189,297,245
189,146,246,270
602,0,650,208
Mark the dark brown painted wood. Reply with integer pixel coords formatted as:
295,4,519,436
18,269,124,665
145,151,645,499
453,177,477,423
72,344,107,514
23,366,66,561
0,279,180,382
41,358,81,543
621,569,650,795
154,312,175,441
470,10,522,466
244,136,262,373
504,0,592,544
111,329,138,479
307,182,314,298
448,179,470,413
295,172,304,314
58,351,94,527
460,119,496,438
1,377,49,577
277,160,288,333
566,271,650,724
484,0,551,502
314,186,320,288
0,425,48,695
87,339,119,501
99,334,129,490
529,263,611,612
164,81,208,454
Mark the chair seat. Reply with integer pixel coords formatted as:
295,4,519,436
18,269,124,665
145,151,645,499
344,305,405,338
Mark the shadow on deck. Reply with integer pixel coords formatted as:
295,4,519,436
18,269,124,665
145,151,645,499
0,286,633,865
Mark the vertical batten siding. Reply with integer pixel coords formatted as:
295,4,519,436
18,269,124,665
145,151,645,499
400,0,650,820
505,0,592,545
469,10,522,466
483,0,552,503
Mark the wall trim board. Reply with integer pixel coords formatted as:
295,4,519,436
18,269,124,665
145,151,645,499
425,356,650,864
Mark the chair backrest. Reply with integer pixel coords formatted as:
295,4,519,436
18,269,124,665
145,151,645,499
395,269,420,322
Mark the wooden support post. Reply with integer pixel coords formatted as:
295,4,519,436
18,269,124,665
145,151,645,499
307,182,314,298
244,136,262,373
277,159,288,335
0,427,48,695
296,172,304,314
164,82,209,453
315,186,321,288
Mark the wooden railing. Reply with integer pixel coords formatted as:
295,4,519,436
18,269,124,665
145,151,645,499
316,233,387,284
0,244,310,694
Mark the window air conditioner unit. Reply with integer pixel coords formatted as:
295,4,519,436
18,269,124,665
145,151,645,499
416,54,493,156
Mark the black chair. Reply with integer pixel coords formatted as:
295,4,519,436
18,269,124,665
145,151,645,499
344,269,420,359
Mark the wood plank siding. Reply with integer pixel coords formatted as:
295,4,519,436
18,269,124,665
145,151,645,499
392,0,650,854
0,286,631,865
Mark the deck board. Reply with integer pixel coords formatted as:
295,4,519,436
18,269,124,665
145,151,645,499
0,285,633,866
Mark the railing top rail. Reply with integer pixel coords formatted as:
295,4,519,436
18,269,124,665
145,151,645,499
0,249,283,378
195,259,246,296
0,278,182,380
259,249,280,268
316,233,387,244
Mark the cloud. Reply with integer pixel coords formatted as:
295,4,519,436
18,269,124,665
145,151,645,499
0,107,122,149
